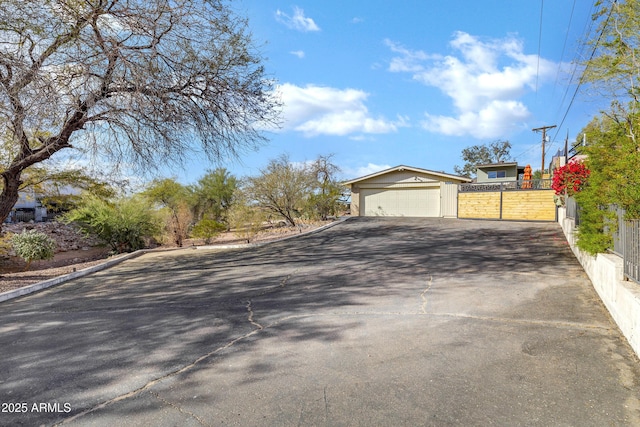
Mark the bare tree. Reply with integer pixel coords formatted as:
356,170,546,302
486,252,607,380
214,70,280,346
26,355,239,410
246,155,313,227
307,154,345,220
0,0,279,226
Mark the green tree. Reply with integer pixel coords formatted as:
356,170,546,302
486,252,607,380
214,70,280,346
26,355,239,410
454,140,512,178
23,166,117,214
191,169,238,224
0,140,117,213
583,0,640,102
0,0,279,229
65,196,159,254
246,155,313,227
573,0,640,253
574,108,640,254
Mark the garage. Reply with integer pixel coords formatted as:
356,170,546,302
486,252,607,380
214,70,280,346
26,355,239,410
344,165,471,218
361,187,440,217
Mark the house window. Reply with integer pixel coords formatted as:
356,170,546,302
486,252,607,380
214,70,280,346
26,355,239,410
488,170,506,179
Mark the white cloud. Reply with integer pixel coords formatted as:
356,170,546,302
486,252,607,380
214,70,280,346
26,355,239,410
388,32,557,139
384,39,439,73
275,7,320,32
290,50,305,59
277,83,407,137
423,100,530,138
344,163,392,179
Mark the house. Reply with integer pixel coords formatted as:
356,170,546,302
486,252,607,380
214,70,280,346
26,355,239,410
475,161,525,183
7,189,48,223
344,165,471,217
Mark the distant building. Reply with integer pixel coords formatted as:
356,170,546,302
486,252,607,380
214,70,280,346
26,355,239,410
7,188,47,223
549,149,566,173
475,162,525,183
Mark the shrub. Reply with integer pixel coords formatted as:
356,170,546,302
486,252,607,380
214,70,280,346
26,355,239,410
228,203,264,243
190,219,226,244
65,196,159,254
11,229,56,270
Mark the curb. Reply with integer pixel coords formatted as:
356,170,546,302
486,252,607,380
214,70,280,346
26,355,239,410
195,216,350,250
0,217,351,303
0,250,150,303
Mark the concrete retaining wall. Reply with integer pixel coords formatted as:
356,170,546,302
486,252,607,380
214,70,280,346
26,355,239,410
558,207,640,357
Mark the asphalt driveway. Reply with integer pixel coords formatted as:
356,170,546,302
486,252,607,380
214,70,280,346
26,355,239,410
1,217,639,426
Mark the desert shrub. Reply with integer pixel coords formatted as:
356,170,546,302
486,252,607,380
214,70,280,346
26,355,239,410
65,196,159,253
11,229,56,270
190,219,226,244
228,203,265,243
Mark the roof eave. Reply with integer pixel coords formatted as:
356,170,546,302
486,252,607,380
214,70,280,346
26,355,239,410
343,165,472,185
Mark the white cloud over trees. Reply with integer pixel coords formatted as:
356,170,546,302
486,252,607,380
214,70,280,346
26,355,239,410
387,32,558,139
277,83,407,137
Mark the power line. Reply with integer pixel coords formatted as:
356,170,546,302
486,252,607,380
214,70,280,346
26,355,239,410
552,0,614,143
551,0,596,139
536,0,544,96
552,0,577,95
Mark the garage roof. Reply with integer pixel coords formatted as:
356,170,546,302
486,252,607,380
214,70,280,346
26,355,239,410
343,165,472,185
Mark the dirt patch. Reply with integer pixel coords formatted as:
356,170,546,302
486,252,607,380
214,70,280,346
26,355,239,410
0,220,334,296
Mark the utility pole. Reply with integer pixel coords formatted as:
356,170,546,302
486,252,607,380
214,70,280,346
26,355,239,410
532,125,556,176
564,130,569,167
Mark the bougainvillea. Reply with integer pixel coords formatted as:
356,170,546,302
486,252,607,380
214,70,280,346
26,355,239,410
552,161,590,197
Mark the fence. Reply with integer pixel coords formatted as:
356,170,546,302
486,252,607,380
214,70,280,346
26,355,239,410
566,197,640,284
11,209,36,223
623,220,640,284
565,196,581,226
459,179,553,193
458,179,556,221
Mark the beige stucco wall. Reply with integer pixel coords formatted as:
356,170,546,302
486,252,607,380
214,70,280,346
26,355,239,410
350,187,360,216
348,170,468,216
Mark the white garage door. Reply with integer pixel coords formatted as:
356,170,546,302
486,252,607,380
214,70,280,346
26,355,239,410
361,188,440,217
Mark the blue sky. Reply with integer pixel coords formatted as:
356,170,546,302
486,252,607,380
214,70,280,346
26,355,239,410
177,1,603,183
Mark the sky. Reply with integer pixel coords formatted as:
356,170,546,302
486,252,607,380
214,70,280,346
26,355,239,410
176,0,604,183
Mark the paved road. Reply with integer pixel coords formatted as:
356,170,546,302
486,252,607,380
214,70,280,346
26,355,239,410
1,218,639,426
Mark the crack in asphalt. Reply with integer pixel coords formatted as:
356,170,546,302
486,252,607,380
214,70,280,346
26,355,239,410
323,386,329,424
246,299,263,330
53,259,617,426
56,269,302,425
55,326,264,426
55,305,614,425
420,275,433,314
